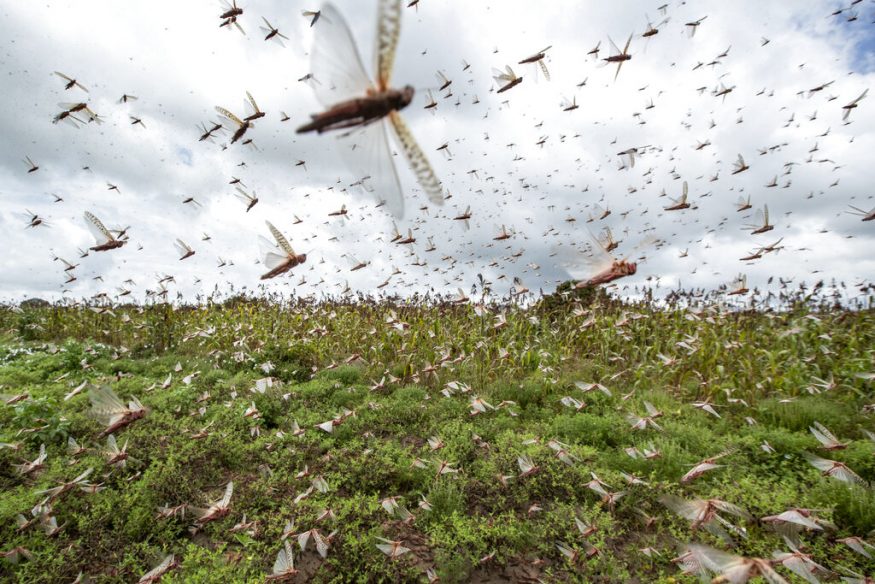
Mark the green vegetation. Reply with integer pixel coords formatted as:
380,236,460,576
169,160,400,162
0,293,873,582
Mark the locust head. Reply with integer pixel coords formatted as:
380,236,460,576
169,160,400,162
398,85,415,109
620,261,637,276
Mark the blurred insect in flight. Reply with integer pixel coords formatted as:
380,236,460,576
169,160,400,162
260,221,307,280
518,46,551,80
296,1,443,218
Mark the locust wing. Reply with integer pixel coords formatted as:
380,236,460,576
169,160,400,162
337,120,405,217
138,555,175,584
374,0,402,90
272,540,296,575
552,239,614,282
310,3,374,107
84,212,114,245
259,236,289,270
389,111,444,206
215,106,244,128
244,91,261,117
313,530,331,558
493,65,519,86
266,221,295,256
89,385,129,426
538,60,550,81
219,481,234,508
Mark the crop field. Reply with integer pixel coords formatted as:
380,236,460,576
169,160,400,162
1,290,874,583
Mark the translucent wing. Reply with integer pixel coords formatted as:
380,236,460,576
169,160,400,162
188,504,210,520
263,252,288,270
596,227,616,250
297,530,311,551
388,111,443,205
802,452,835,472
273,540,295,574
84,212,113,243
314,530,331,558
89,385,128,424
266,221,295,255
517,455,536,474
492,66,517,84
336,120,405,217
659,495,702,521
808,454,863,484
259,236,289,269
538,60,550,81
235,187,254,203
773,510,821,531
376,543,394,555
776,553,824,584
424,90,437,108
849,89,868,105
623,235,659,261
129,397,145,412
219,481,234,507
139,555,174,583
310,3,374,107
375,0,402,89
687,545,744,576
593,203,610,218
35,444,47,464
608,36,621,55
244,91,260,117
754,207,765,226
215,106,243,127
551,241,613,281
73,467,95,483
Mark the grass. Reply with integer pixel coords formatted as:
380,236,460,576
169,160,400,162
0,289,874,582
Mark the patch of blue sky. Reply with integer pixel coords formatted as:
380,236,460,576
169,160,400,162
177,147,193,166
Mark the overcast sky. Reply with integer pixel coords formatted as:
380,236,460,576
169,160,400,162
1,0,873,304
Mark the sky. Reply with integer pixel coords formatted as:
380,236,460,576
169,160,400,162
0,0,873,305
